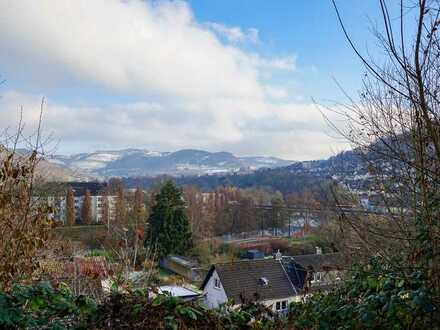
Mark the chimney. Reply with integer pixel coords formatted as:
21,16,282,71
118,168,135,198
316,246,322,255
274,249,282,260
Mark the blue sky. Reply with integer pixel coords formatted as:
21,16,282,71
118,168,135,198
0,0,388,160
189,0,380,100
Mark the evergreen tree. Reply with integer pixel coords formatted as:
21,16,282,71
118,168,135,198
146,181,192,257
66,187,75,226
102,189,110,229
81,189,92,225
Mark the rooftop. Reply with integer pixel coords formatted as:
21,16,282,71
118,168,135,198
201,258,296,304
158,286,200,298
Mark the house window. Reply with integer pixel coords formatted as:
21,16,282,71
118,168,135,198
313,272,323,283
214,278,221,289
276,300,288,311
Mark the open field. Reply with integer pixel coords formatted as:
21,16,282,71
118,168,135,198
53,225,108,248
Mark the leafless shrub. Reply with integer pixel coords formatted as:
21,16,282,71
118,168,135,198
0,100,54,289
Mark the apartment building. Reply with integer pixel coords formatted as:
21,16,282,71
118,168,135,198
47,182,117,225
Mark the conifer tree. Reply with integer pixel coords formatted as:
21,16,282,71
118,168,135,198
81,189,93,225
66,187,75,226
102,188,110,229
146,181,192,257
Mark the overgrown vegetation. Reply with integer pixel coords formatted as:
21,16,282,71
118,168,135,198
290,257,436,329
0,129,53,290
0,282,287,330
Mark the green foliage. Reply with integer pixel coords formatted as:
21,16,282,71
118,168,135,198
289,257,438,329
2,259,437,329
0,282,96,329
146,181,192,257
189,241,213,266
87,290,282,329
85,249,114,262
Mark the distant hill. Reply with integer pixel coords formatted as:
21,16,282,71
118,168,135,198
1,149,89,182
123,148,382,200
48,149,295,178
35,159,91,182
124,165,331,197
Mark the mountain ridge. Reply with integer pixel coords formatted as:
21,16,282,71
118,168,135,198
47,148,295,178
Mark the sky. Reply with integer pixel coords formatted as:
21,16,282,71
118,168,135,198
0,0,387,160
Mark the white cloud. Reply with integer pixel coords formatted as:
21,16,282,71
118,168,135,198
264,86,289,99
0,0,347,160
0,90,348,160
206,22,259,44
254,56,297,71
0,0,292,99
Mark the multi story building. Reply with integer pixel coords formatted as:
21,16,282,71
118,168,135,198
47,182,117,225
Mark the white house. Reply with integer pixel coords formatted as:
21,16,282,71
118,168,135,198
200,250,346,314
200,258,299,314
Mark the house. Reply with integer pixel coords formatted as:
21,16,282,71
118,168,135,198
282,250,345,294
200,258,298,314
160,255,207,283
200,249,346,313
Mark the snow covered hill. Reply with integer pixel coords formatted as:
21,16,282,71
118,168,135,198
48,149,294,178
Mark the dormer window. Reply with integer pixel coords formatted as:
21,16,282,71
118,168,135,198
259,277,269,287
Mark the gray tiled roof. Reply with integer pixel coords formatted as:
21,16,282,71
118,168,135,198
291,253,345,271
207,259,297,304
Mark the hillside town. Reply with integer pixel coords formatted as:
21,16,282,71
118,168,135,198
1,0,440,329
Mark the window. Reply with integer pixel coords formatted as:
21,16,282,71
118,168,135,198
313,272,323,283
259,277,269,287
214,278,221,289
276,300,288,311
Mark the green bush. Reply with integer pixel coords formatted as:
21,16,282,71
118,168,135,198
289,257,438,329
0,282,96,329
0,282,283,329
86,291,282,330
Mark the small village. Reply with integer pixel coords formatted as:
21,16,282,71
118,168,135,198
36,181,346,317
1,0,439,328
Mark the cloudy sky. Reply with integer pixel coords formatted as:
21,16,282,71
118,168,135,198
0,0,381,160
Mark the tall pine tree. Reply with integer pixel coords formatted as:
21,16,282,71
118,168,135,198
146,181,192,257
81,189,93,225
102,188,110,229
66,187,75,226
